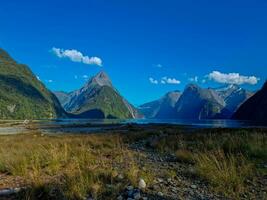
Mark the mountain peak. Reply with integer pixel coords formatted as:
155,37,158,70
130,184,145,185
89,71,113,87
184,84,201,91
95,71,109,79
215,84,240,92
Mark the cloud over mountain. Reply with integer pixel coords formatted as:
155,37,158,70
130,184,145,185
149,77,181,85
161,77,180,84
208,71,259,85
51,47,102,66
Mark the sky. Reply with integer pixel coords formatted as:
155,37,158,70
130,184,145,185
0,0,267,105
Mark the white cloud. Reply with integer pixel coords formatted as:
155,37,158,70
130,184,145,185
155,64,163,68
161,77,181,84
189,76,198,82
74,75,78,79
149,77,181,85
83,75,88,79
46,80,53,83
149,77,158,84
208,71,259,85
51,47,102,66
36,76,41,81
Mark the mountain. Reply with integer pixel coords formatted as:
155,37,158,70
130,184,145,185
0,48,66,119
215,84,253,116
233,81,267,122
54,71,140,119
174,84,227,119
139,84,252,120
138,91,181,118
53,91,71,108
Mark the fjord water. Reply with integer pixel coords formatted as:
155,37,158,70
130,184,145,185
0,119,265,135
37,118,265,128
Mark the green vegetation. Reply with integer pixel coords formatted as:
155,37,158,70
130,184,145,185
74,86,134,119
0,48,65,119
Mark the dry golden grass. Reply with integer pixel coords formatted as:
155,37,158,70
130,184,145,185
195,151,253,198
143,128,267,199
0,132,149,199
0,127,266,199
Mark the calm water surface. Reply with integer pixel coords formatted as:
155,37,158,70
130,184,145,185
0,119,266,135
37,118,266,128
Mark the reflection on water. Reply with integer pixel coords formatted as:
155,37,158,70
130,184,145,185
0,118,266,135
37,118,265,128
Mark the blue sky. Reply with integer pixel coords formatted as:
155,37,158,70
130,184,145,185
0,0,267,105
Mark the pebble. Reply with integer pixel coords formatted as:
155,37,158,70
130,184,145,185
138,179,146,190
117,195,123,200
133,191,141,199
128,189,134,197
118,174,124,180
191,184,197,189
157,178,164,183
157,192,164,197
127,186,134,191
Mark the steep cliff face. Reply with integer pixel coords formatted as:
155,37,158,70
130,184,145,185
55,71,140,119
233,81,267,122
0,48,66,119
139,91,181,119
174,84,226,119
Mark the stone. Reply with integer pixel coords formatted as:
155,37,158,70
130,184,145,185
191,184,197,189
157,192,164,197
127,186,134,191
118,174,124,180
138,179,146,190
157,178,163,183
133,191,141,200
128,189,134,197
117,196,123,200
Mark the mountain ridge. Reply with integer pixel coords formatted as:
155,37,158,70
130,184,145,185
139,84,253,120
233,81,267,122
0,48,66,119
54,71,140,119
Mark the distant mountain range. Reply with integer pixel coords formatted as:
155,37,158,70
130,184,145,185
0,48,66,119
54,71,140,119
138,91,181,119
233,81,267,122
139,84,253,120
0,47,265,122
